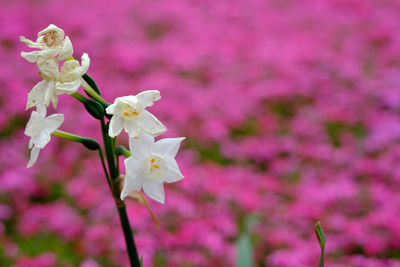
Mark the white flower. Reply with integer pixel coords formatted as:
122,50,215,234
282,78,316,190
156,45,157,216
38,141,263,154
121,132,185,204
26,54,90,109
20,24,73,65
24,105,64,168
106,91,166,138
56,53,90,94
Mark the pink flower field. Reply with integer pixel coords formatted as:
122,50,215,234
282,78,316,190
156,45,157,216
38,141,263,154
1,0,400,266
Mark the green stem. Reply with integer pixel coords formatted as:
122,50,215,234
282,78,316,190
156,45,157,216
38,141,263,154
71,92,88,103
52,130,85,143
98,149,112,188
99,119,140,267
81,78,109,107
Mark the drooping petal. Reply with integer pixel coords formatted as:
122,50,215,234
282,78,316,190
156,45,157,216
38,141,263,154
57,37,73,61
55,79,81,94
44,114,64,133
137,110,166,136
21,51,40,63
121,175,143,200
142,179,165,204
24,111,44,137
38,24,65,41
136,90,161,108
79,53,90,74
27,146,41,168
164,156,184,183
20,36,44,49
44,79,56,108
128,132,154,157
108,116,124,137
153,137,185,158
26,80,49,109
33,130,51,148
124,120,140,138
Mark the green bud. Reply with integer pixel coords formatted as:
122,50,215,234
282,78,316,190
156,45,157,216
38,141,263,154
82,138,100,150
84,99,105,119
82,73,101,95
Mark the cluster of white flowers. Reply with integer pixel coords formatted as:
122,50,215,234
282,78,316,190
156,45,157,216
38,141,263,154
20,24,86,167
21,25,184,204
106,92,184,204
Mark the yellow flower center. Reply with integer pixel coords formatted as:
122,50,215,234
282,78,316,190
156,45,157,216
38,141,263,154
43,31,61,47
121,103,143,120
147,154,166,180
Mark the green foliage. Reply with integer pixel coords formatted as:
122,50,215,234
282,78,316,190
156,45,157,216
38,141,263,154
314,221,326,267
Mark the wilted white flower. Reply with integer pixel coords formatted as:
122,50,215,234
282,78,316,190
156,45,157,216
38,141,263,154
121,132,185,204
24,105,64,168
20,24,73,65
26,54,90,109
106,91,166,138
56,53,90,94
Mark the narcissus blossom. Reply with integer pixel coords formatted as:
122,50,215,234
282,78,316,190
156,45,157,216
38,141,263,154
24,105,64,168
105,91,166,138
20,24,73,65
121,132,185,203
26,54,90,109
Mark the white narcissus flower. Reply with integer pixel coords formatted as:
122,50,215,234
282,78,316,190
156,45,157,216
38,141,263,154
56,53,90,94
121,132,185,204
24,105,64,168
106,91,166,138
26,54,90,110
20,24,73,65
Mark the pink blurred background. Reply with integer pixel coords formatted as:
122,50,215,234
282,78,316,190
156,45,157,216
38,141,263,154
1,0,400,266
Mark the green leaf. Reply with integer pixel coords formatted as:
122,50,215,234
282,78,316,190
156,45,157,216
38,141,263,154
236,232,255,267
314,221,326,267
82,73,101,95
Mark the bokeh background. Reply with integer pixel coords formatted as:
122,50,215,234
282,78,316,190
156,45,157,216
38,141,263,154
1,0,400,266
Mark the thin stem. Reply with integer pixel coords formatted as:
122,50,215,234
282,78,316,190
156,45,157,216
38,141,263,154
52,130,85,143
71,92,88,103
99,119,141,267
117,205,141,266
98,149,112,188
81,78,109,107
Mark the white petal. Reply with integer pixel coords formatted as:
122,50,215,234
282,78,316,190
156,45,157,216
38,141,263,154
44,79,56,108
79,53,90,74
38,24,65,42
26,80,48,109
24,111,44,137
57,37,73,61
27,146,41,168
105,102,119,115
124,120,140,138
121,175,143,200
44,114,64,133
55,80,81,94
38,59,59,78
36,104,47,117
142,180,165,204
20,36,44,49
164,156,184,183
33,130,51,148
137,110,166,136
136,90,161,108
116,95,139,107
21,51,40,63
108,116,124,137
153,137,185,158
128,132,153,156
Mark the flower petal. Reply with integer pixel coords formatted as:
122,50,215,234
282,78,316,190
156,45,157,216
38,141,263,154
24,111,44,137
142,180,165,204
79,53,90,74
105,102,119,115
33,130,51,148
137,110,166,136
164,156,184,183
136,90,161,108
44,114,64,133
21,51,40,63
128,132,154,156
27,146,41,168
58,36,73,61
124,120,140,138
108,116,124,137
153,137,185,158
26,80,49,109
55,80,81,94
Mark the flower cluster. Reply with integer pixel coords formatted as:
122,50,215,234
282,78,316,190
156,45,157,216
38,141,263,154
21,25,185,204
